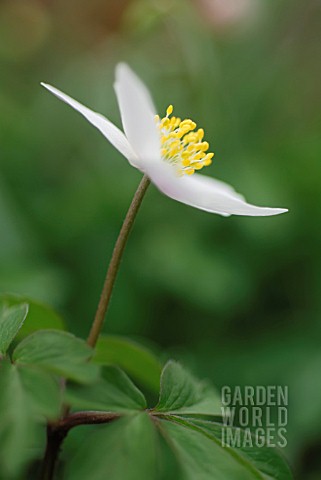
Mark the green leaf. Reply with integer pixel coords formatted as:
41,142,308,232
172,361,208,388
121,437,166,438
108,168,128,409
94,335,162,392
13,330,99,383
19,365,61,419
158,416,293,480
0,362,61,478
64,413,158,480
155,361,221,415
0,293,65,341
0,303,28,355
61,361,292,480
63,410,292,480
190,418,292,480
66,366,147,412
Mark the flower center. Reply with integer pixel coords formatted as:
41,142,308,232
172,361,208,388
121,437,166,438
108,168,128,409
155,105,214,176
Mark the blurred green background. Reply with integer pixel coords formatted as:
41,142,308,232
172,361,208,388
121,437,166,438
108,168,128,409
0,0,320,478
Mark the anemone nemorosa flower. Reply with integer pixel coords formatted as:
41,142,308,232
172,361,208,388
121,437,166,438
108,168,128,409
41,64,287,217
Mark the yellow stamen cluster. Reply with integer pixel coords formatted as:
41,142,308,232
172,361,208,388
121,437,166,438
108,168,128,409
155,105,214,176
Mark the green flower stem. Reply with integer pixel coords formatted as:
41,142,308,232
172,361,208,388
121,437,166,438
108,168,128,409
87,174,150,348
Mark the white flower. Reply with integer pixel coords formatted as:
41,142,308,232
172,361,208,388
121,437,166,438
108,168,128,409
41,63,287,217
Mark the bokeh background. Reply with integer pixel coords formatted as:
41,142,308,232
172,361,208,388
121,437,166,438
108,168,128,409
1,0,321,478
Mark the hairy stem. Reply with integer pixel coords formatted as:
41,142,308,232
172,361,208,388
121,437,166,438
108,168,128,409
40,412,120,480
87,174,150,348
57,411,120,431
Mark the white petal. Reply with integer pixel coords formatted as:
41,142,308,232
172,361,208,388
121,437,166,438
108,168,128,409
145,162,288,217
201,176,246,202
41,83,139,167
114,63,160,167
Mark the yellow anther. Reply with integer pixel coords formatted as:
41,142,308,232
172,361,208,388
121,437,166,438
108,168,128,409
157,104,214,176
161,148,167,157
180,119,196,129
194,163,204,170
202,153,214,166
203,158,213,167
197,128,204,141
176,129,190,139
166,105,174,116
192,152,206,161
170,143,179,155
183,134,197,144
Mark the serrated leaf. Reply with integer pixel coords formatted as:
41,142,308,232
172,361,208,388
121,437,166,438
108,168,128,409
158,416,292,480
155,361,221,415
0,304,29,355
0,294,65,341
66,366,147,412
0,362,61,478
13,330,99,383
94,335,162,392
64,413,158,480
